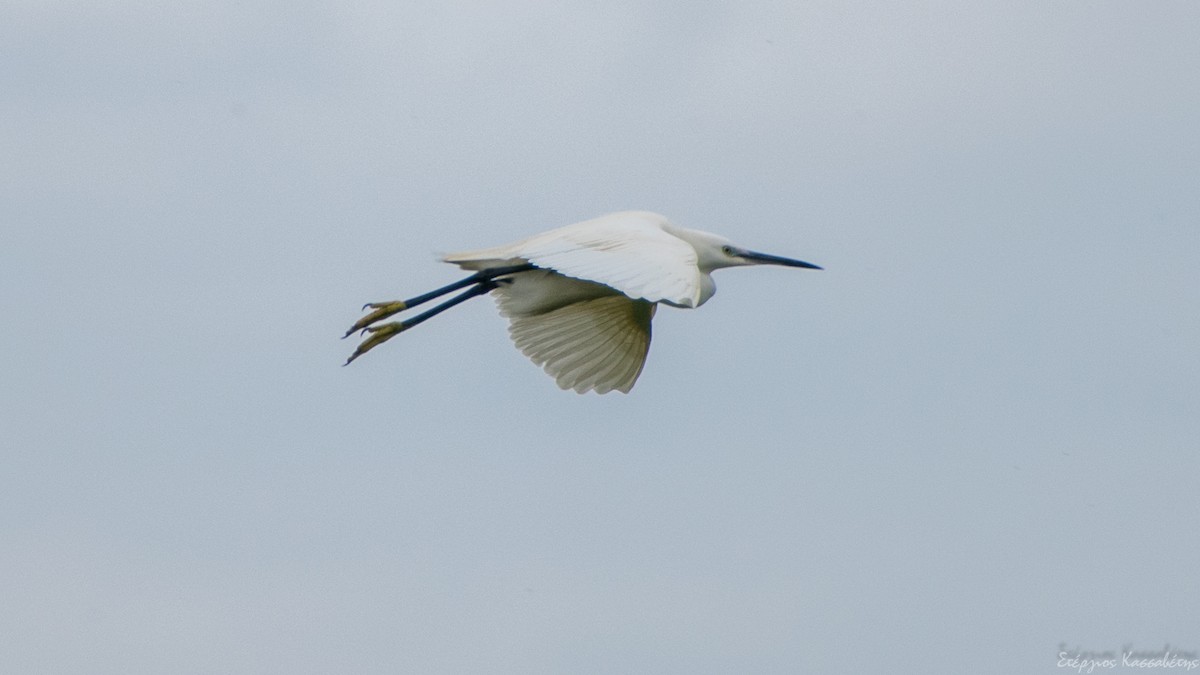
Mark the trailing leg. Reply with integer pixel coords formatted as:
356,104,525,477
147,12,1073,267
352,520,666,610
343,263,535,337
344,280,502,365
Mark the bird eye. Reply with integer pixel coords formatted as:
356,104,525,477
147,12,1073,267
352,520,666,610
721,245,734,256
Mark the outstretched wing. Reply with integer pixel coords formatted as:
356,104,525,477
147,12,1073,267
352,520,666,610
443,211,703,307
506,294,656,394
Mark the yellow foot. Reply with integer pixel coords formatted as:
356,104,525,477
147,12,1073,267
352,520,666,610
344,322,407,365
343,301,408,338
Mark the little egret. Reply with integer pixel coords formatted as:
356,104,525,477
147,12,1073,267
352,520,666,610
344,210,821,393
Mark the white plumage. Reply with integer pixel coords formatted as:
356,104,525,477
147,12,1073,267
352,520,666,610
345,211,821,394
445,211,703,307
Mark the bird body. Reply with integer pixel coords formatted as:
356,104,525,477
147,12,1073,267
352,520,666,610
345,211,820,394
445,211,712,308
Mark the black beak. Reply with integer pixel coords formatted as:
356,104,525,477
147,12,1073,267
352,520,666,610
741,249,823,270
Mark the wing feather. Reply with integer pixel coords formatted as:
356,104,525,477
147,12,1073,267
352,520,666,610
558,327,632,388
506,294,654,394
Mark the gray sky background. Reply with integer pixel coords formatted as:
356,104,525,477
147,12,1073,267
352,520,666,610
3,1,1198,673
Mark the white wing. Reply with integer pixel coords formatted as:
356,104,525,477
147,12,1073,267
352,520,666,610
443,211,703,307
506,294,656,394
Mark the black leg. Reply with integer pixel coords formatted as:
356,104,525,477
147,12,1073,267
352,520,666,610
343,276,513,366
343,263,535,338
388,280,498,332
344,282,495,366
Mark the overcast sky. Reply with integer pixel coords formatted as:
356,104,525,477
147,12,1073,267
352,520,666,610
3,1,1199,673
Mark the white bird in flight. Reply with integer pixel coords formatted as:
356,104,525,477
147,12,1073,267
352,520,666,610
344,210,821,393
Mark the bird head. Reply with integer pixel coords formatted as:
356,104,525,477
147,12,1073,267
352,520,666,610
690,231,822,273
717,243,822,271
